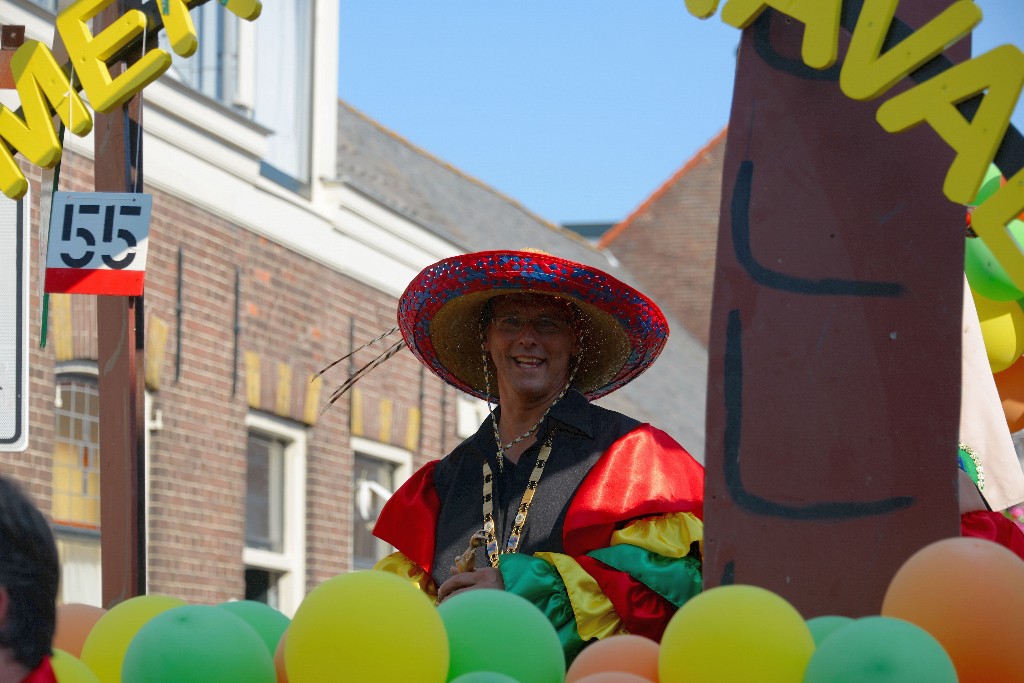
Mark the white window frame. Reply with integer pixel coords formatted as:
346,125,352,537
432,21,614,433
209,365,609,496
457,395,491,440
52,363,102,606
350,436,412,569
144,389,164,591
243,412,307,617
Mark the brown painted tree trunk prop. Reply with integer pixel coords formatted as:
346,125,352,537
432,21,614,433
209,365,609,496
704,3,967,617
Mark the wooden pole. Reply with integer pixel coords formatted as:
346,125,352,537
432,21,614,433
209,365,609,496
95,1,146,606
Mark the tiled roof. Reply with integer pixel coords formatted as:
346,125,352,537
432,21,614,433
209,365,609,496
600,128,727,347
334,100,709,459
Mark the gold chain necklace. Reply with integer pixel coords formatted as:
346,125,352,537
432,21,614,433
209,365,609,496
488,401,561,475
478,325,581,475
481,433,553,567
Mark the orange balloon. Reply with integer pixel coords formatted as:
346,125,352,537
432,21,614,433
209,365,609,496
566,635,659,683
994,355,1024,433
274,628,289,683
882,537,1024,682
575,675,652,683
54,604,107,658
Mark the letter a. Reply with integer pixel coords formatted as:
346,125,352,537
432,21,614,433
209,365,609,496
877,45,1024,205
685,0,720,19
720,0,843,69
841,0,980,101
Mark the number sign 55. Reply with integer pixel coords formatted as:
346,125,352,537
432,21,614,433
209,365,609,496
44,192,152,296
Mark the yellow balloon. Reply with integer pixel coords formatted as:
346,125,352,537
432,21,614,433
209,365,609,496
659,585,814,683
285,571,448,683
52,649,100,683
79,595,186,683
973,289,1024,373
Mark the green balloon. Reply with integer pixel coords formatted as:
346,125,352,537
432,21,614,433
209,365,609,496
80,594,186,683
121,605,275,683
438,590,564,683
806,615,854,647
973,164,1003,206
966,219,1024,302
803,616,957,683
450,673,522,683
215,600,290,656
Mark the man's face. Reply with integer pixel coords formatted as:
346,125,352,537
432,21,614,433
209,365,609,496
484,294,580,407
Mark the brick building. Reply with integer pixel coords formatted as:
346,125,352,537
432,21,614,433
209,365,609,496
599,129,727,347
0,0,707,615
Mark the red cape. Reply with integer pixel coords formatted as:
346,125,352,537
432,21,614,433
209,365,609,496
374,460,441,575
23,657,58,683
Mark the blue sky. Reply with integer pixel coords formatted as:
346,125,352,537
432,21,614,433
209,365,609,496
338,1,1024,226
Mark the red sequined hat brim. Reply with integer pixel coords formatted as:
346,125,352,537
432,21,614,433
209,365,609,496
397,250,669,400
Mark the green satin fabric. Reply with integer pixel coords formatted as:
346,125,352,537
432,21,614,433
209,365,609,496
499,553,588,661
536,552,622,641
588,543,703,607
959,446,981,487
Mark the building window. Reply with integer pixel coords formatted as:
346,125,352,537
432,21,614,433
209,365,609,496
24,0,56,12
166,0,312,188
351,437,411,570
167,3,244,112
246,431,284,553
253,0,312,186
244,413,306,616
52,375,102,606
457,395,490,440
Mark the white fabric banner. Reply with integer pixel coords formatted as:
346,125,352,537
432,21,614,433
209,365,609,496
960,275,1024,510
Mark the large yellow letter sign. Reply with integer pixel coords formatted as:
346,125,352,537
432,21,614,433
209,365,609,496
684,0,721,19
876,44,1024,205
0,40,92,199
57,0,172,114
841,0,980,101
161,0,263,59
720,0,843,69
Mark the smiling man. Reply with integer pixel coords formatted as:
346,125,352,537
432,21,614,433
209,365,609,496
370,249,705,664
483,293,580,418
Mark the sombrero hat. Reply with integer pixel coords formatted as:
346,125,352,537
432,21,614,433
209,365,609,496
397,250,669,401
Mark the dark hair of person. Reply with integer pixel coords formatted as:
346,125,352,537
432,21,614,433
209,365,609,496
0,476,59,669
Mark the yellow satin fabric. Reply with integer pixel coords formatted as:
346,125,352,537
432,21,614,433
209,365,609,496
536,552,624,641
373,551,439,599
610,511,704,558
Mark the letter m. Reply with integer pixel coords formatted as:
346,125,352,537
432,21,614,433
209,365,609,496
0,40,92,199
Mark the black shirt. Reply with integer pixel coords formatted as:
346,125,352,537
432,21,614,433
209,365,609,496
430,389,642,587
